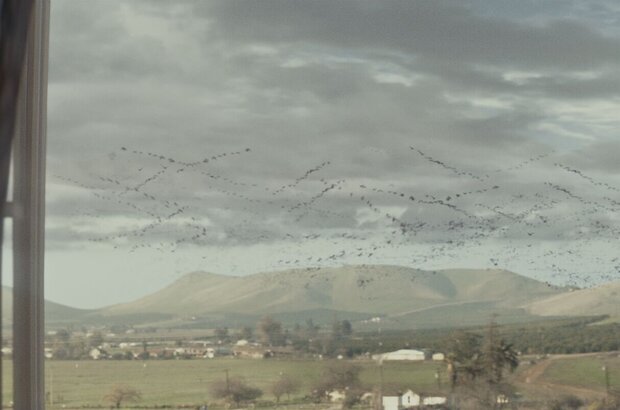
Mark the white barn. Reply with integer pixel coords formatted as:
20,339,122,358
373,349,428,361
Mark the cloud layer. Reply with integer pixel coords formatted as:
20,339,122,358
42,0,620,307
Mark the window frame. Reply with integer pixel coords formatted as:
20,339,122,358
0,0,49,408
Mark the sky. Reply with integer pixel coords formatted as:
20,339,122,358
7,0,620,309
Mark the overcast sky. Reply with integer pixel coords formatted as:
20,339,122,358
8,0,620,308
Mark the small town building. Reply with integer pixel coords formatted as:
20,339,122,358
382,389,447,409
382,389,420,410
423,396,447,406
431,353,445,361
89,347,107,360
373,349,429,361
328,390,346,402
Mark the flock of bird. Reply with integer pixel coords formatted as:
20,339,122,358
55,143,620,289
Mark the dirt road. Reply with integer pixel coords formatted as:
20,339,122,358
514,353,610,401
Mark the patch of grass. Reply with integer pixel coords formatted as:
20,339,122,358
2,358,446,408
542,355,620,391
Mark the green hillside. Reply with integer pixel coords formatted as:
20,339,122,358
96,265,566,327
2,287,92,325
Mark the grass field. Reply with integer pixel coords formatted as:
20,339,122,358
541,354,620,392
2,358,447,408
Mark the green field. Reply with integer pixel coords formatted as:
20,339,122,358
542,355,620,392
2,359,446,408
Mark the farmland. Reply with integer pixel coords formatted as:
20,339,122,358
541,354,620,392
2,358,446,408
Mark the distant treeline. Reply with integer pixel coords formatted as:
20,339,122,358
350,316,620,355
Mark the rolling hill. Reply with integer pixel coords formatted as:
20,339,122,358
96,265,569,328
6,266,615,329
525,281,620,318
2,286,92,326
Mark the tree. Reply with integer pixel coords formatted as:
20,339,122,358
211,377,263,407
324,361,362,390
215,327,229,341
332,320,343,341
305,319,319,338
446,330,483,387
103,385,141,409
89,331,104,348
257,316,284,346
313,361,362,398
341,320,353,337
481,318,519,386
239,326,253,341
331,319,353,340
446,318,519,409
271,375,300,402
549,395,584,410
56,328,71,344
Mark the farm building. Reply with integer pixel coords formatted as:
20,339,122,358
88,347,107,360
382,389,446,409
328,390,346,402
432,353,445,361
382,389,420,410
373,349,429,361
423,396,447,406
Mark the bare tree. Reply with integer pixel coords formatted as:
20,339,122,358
103,384,142,409
271,375,301,402
257,316,284,346
211,377,263,407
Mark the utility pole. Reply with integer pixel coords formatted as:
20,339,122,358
378,360,384,410
602,364,610,401
49,365,53,407
225,368,230,394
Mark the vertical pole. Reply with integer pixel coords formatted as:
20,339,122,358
225,368,230,394
12,0,49,409
603,365,610,401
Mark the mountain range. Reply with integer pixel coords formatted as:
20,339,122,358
95,265,619,328
5,266,619,329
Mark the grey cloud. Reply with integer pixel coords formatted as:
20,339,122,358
200,0,620,71
42,1,620,288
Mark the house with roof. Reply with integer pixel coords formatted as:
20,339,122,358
382,389,420,410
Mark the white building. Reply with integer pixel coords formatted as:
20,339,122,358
423,396,447,406
373,349,428,361
328,390,346,402
89,348,106,360
401,390,421,407
431,353,445,361
382,390,420,410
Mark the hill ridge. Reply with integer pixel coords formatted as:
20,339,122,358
98,265,565,328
